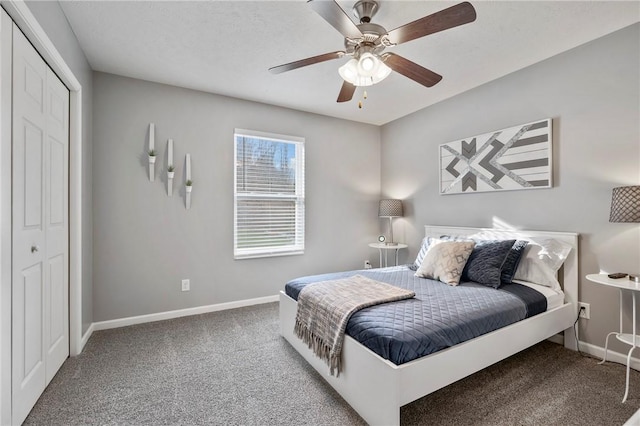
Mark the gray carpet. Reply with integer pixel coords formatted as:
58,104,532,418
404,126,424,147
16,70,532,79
25,302,640,425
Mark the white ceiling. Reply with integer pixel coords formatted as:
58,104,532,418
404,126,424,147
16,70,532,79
58,1,639,126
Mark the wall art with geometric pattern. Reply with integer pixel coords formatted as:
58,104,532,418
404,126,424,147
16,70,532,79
439,118,552,195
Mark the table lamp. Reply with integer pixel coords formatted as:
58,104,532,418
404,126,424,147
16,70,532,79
610,186,640,223
379,199,403,246
609,185,640,282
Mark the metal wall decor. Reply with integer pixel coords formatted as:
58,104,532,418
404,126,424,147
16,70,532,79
439,118,552,195
144,123,192,210
148,123,156,181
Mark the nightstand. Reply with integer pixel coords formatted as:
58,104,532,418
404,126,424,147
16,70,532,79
368,243,408,268
586,273,640,403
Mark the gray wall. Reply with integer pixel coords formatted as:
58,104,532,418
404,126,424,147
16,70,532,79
380,23,640,351
92,72,380,321
25,1,94,335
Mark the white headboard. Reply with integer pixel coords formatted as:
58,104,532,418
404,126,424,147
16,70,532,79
424,225,579,349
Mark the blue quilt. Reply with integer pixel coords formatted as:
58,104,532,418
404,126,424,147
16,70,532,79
285,265,547,365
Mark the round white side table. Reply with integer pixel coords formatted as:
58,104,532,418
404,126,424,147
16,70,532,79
586,273,640,403
368,243,408,268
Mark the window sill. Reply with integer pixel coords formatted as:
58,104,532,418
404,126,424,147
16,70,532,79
234,250,304,260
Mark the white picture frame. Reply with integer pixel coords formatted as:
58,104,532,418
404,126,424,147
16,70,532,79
439,118,552,194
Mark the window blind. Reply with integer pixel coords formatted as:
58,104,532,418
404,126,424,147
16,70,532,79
234,129,305,259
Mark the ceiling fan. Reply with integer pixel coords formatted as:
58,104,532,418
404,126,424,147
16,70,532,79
269,0,477,103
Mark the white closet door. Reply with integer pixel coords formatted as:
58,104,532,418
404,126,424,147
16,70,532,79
11,24,69,425
44,48,69,384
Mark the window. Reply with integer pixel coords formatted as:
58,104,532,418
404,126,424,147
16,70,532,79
234,129,305,259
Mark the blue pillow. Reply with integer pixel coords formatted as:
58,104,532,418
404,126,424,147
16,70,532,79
440,236,516,288
501,240,528,285
462,239,516,288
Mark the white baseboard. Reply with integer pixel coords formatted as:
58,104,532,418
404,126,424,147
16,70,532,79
546,332,640,372
91,294,279,332
79,322,95,352
578,340,640,371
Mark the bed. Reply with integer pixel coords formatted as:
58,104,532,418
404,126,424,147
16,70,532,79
279,225,578,426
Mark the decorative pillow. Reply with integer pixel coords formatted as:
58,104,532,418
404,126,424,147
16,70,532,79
500,240,528,285
513,238,572,291
462,239,516,288
440,236,519,288
415,240,476,286
410,237,436,271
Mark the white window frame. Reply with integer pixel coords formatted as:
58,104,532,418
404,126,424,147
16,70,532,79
234,129,305,259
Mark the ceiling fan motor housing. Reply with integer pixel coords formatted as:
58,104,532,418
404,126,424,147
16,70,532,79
353,0,379,23
344,22,388,54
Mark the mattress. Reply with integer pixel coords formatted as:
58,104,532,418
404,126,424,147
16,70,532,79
515,279,564,310
285,265,563,365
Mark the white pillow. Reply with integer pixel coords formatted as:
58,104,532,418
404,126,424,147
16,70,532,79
415,239,476,286
411,237,435,271
513,238,572,291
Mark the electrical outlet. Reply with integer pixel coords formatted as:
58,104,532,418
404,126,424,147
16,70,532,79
364,260,372,269
578,302,590,319
181,279,190,292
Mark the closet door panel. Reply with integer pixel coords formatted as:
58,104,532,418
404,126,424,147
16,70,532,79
11,24,69,425
11,24,47,425
22,122,43,228
44,66,69,383
21,263,43,378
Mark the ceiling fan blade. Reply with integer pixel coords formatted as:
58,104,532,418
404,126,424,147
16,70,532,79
386,1,477,45
269,51,345,74
382,53,442,87
337,81,356,103
308,0,362,40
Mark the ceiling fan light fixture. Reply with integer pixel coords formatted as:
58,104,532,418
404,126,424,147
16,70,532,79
339,53,391,87
358,52,377,75
374,61,392,81
338,58,359,84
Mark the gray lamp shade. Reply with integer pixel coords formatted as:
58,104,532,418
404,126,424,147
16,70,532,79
379,199,403,218
610,186,640,223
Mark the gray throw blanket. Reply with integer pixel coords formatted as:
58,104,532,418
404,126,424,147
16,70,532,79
294,274,415,376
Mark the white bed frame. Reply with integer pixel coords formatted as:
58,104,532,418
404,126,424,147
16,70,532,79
279,226,579,425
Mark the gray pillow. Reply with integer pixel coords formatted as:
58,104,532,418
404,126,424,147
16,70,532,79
501,240,528,285
462,239,516,288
